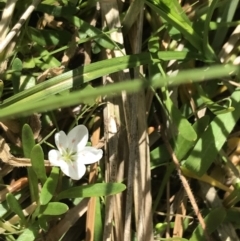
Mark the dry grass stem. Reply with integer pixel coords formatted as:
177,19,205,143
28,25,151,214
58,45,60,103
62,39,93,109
162,132,212,241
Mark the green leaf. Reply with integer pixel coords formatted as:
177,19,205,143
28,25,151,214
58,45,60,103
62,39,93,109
57,183,126,200
40,202,68,216
22,124,39,202
11,58,22,94
164,92,197,141
28,27,71,46
223,181,240,208
40,167,59,205
94,197,103,241
30,145,47,184
159,238,188,241
174,116,210,160
0,80,3,99
145,0,217,60
63,16,118,50
16,223,39,241
184,88,240,176
37,4,77,17
27,168,39,203
0,51,201,110
150,116,209,169
6,193,27,225
197,85,234,115
190,207,226,241
22,124,35,158
0,64,237,120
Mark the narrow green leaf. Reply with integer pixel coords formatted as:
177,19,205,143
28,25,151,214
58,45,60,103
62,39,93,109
22,124,35,158
38,216,48,232
223,181,240,208
190,207,226,241
22,124,39,202
94,197,103,241
40,167,59,205
11,58,22,94
0,64,238,120
6,193,27,224
57,183,126,200
40,202,68,216
197,85,234,115
0,80,3,99
184,88,240,176
30,145,47,184
27,168,39,203
0,51,202,109
145,0,217,60
159,238,188,241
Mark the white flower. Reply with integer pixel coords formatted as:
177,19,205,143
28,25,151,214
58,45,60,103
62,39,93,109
48,125,103,180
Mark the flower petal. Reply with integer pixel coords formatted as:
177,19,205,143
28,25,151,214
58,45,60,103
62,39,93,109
67,125,88,152
55,131,68,153
76,147,103,164
48,149,63,167
60,161,86,180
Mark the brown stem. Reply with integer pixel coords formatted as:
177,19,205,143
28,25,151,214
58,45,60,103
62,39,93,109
161,132,212,241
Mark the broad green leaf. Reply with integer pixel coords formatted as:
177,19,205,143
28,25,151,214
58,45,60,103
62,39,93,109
36,47,60,69
155,222,175,233
40,202,68,216
184,88,240,176
30,145,47,184
6,193,27,225
19,76,36,91
173,116,210,159
190,207,226,241
151,116,210,169
57,183,126,200
16,223,39,241
28,27,71,46
225,207,240,225
40,167,59,205
150,145,170,169
163,91,197,141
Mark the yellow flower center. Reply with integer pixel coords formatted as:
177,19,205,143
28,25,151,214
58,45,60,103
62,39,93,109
62,148,76,163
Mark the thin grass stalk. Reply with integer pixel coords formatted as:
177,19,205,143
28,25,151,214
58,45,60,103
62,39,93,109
162,131,212,241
